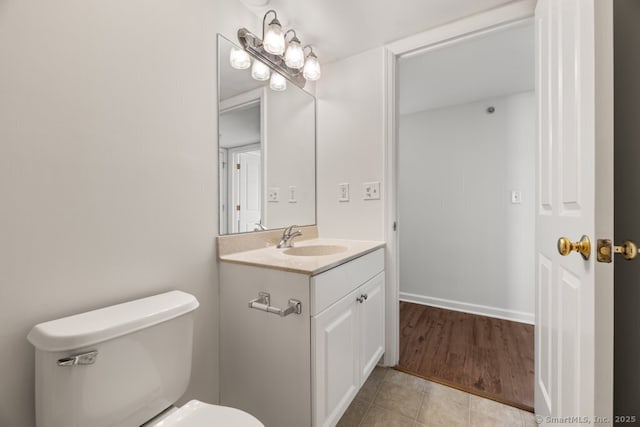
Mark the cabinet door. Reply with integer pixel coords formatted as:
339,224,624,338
359,272,385,382
312,287,360,427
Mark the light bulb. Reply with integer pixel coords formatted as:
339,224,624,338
263,21,285,55
303,54,321,81
284,39,305,69
251,60,270,81
270,73,287,91
229,47,251,70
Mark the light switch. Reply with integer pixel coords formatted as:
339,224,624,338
363,181,381,200
338,183,349,202
288,186,297,203
511,190,522,204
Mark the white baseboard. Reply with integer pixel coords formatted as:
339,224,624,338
399,292,535,325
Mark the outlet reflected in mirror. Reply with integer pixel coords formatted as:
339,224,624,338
218,34,316,234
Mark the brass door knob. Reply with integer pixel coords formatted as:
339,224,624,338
616,240,638,260
557,235,591,260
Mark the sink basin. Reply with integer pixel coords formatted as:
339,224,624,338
283,245,348,257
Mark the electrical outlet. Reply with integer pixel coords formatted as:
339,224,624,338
268,187,280,202
511,190,522,204
288,186,297,203
363,181,381,200
338,183,349,202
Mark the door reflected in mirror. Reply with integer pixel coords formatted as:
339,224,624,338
218,34,316,235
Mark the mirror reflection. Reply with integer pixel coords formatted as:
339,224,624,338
218,35,316,235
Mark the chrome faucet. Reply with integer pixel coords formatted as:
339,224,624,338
277,225,303,248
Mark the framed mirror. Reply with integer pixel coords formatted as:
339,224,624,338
218,34,316,235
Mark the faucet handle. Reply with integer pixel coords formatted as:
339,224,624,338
283,225,298,236
277,225,302,248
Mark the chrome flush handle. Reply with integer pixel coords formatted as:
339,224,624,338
57,350,98,367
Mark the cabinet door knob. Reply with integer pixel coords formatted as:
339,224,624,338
362,294,368,301
356,296,364,303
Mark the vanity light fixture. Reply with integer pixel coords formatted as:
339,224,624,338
284,30,305,69
270,72,287,91
232,9,321,89
302,46,321,81
262,10,285,55
229,47,251,69
251,60,271,81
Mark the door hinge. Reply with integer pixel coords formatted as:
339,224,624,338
236,205,241,211
393,222,397,231
236,163,241,170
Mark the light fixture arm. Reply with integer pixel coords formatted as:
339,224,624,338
284,29,299,43
303,45,317,58
262,9,279,41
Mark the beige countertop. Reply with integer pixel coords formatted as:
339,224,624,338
218,237,385,275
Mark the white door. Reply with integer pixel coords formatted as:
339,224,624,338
535,0,613,422
359,272,385,381
231,148,261,233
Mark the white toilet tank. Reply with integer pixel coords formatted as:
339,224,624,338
27,291,200,427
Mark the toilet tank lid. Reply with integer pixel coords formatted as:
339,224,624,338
27,291,199,352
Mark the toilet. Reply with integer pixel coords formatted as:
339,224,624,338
27,290,264,427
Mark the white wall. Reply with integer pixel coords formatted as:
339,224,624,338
398,92,535,322
316,47,386,240
0,1,257,426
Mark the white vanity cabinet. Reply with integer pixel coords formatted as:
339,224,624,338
312,270,385,427
219,247,384,427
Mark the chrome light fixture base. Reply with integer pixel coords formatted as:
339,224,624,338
238,27,307,89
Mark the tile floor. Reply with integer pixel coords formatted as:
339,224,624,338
337,367,538,427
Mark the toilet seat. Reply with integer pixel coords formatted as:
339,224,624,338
146,400,264,427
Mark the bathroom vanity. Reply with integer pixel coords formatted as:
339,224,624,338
218,232,385,427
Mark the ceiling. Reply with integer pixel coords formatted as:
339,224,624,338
398,20,534,115
238,0,517,64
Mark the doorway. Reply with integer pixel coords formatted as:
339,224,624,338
219,99,263,233
385,0,618,421
393,19,536,411
613,0,640,418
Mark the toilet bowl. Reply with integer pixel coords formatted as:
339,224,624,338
144,400,263,427
27,291,264,427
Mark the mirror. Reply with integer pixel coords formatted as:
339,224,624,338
218,34,316,235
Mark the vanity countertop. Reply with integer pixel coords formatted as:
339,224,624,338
218,237,385,275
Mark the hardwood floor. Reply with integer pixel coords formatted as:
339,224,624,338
397,302,534,412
